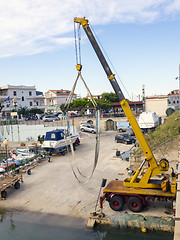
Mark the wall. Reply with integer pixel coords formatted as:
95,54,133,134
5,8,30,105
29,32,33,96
145,97,168,117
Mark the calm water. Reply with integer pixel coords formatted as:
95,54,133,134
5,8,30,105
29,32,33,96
0,210,173,240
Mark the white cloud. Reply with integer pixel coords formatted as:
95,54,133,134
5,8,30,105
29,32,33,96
0,0,179,57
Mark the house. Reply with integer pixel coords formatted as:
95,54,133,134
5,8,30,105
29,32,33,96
86,94,101,100
0,85,45,118
44,89,77,113
168,89,180,110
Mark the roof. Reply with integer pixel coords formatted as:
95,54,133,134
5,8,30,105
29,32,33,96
112,101,143,106
168,90,179,96
146,95,167,99
49,90,76,96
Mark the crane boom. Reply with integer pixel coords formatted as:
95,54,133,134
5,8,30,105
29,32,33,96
74,17,169,189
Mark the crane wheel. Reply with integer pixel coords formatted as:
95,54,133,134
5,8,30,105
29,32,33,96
128,196,143,213
109,195,124,211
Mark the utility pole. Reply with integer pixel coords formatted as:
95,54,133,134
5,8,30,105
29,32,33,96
142,85,145,112
176,64,180,110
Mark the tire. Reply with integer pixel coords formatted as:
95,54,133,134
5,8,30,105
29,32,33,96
27,169,31,175
1,190,7,199
91,130,95,134
81,128,85,132
109,195,124,211
14,181,20,189
128,197,143,213
61,151,65,156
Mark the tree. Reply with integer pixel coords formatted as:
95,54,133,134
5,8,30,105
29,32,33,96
101,92,118,103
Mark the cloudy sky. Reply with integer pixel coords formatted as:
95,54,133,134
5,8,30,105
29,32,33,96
0,0,180,99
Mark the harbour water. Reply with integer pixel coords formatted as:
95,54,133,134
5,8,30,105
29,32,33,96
0,210,173,240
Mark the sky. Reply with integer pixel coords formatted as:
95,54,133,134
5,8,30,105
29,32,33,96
0,0,180,100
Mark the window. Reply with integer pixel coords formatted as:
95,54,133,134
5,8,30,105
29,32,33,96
30,102,32,106
29,91,32,96
13,91,17,96
36,102,38,106
22,96,24,101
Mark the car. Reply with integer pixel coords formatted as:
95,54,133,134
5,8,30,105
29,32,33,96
69,113,78,118
80,123,96,134
25,114,38,121
115,133,136,144
126,128,135,136
43,115,60,122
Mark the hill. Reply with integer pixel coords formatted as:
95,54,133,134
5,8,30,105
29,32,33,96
135,110,180,154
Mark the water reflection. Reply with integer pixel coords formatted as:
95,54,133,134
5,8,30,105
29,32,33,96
0,210,173,240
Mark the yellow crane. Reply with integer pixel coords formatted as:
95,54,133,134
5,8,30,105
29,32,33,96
74,17,176,212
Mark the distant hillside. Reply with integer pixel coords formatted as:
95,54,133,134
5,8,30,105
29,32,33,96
135,110,180,154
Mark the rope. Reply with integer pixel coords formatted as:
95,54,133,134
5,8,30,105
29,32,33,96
64,70,100,183
68,109,100,184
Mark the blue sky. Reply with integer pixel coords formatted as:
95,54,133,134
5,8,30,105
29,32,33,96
0,0,180,100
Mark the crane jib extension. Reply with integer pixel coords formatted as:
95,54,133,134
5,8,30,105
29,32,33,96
74,17,170,190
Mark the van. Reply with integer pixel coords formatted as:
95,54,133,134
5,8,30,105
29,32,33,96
116,121,131,132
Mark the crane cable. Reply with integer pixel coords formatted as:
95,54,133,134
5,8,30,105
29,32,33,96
64,71,100,183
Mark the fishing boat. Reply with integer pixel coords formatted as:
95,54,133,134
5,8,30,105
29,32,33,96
41,129,80,154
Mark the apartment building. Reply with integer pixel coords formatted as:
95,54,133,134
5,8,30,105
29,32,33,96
0,85,45,117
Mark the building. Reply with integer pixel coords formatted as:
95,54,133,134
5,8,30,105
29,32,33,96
44,89,77,113
86,94,101,100
0,85,45,117
145,95,168,117
168,89,180,110
111,101,143,115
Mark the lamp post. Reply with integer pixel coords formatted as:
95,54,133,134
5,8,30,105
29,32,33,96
3,139,8,174
13,101,17,111
176,64,180,110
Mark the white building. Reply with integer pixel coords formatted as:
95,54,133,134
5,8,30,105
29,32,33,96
168,89,180,110
0,85,45,117
145,95,168,117
44,89,77,113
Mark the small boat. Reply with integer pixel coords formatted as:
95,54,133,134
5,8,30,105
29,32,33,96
15,148,36,157
41,129,80,154
0,159,16,173
9,150,35,166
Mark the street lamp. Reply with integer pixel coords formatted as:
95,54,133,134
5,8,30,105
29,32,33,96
13,101,17,111
3,139,8,174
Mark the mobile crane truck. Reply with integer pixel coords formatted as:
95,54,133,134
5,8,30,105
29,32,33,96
74,17,176,213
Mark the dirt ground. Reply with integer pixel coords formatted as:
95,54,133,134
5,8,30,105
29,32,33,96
0,131,176,220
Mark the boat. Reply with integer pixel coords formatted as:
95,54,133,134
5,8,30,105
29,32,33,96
15,148,36,157
0,159,16,173
41,129,80,154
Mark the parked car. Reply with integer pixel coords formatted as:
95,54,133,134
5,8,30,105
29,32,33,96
115,133,136,144
126,128,135,136
25,114,38,121
69,113,78,118
43,115,60,122
80,123,96,134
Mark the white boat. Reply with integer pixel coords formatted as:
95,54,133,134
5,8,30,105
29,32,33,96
41,129,80,154
15,148,36,157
